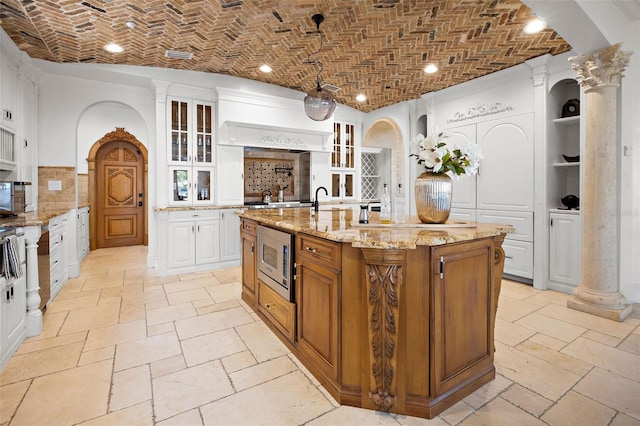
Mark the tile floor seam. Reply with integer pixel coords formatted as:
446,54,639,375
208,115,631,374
5,378,34,425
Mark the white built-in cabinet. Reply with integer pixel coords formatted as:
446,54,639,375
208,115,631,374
547,78,582,291
549,211,581,288
220,209,241,261
330,121,357,200
447,114,535,280
311,151,331,202
76,206,89,262
216,145,244,205
49,213,70,301
158,208,241,276
168,98,215,205
0,52,17,131
1,234,26,369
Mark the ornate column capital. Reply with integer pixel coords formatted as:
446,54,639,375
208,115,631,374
569,43,632,92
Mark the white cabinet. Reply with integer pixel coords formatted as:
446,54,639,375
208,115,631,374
1,234,27,369
76,206,89,262
448,124,477,210
476,114,534,212
220,209,241,262
1,53,17,130
158,208,242,276
49,213,70,301
330,121,357,200
167,98,215,205
549,211,581,288
216,145,244,205
167,210,219,269
311,151,331,203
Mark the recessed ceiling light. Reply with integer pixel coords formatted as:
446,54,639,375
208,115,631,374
125,21,136,29
259,64,272,73
355,94,367,102
524,18,546,34
103,43,124,53
423,63,438,74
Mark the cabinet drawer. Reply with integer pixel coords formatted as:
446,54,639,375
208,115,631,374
502,240,533,279
477,210,533,242
449,208,477,222
168,209,219,222
296,234,341,269
258,281,295,342
240,219,258,236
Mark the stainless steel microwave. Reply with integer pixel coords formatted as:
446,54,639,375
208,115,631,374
0,181,32,216
257,225,295,302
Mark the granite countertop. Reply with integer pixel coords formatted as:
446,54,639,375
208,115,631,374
0,209,73,228
238,207,515,249
155,205,246,212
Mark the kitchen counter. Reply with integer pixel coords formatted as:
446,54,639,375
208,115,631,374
239,208,512,418
238,207,514,249
0,208,72,228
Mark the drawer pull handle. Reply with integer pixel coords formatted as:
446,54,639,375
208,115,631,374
265,303,275,310
305,246,317,253
505,255,514,259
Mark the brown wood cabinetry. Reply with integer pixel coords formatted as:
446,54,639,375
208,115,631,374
239,213,508,419
258,281,296,342
296,235,340,382
240,219,258,307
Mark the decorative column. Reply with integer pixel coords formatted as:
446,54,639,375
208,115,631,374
24,225,43,336
567,43,633,321
361,248,404,412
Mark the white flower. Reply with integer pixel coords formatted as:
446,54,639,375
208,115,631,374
410,131,482,176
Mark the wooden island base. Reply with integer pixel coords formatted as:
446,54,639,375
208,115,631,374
240,213,509,419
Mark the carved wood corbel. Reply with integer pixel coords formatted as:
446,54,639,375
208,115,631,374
491,234,507,351
361,248,406,412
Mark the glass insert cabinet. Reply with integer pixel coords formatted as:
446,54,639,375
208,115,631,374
331,121,357,200
168,98,215,205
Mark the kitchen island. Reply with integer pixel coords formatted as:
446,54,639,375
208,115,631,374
238,207,513,419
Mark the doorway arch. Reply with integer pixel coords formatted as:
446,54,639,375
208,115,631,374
362,118,404,191
87,127,148,250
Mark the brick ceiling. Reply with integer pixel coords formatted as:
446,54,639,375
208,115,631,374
0,0,571,112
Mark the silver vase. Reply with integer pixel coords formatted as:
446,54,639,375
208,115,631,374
414,171,452,224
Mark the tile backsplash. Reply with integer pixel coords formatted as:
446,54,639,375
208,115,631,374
243,149,310,201
77,174,89,206
38,166,76,211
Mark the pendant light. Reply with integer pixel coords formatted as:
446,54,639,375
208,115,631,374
303,14,337,121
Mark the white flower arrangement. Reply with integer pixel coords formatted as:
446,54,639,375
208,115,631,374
410,131,483,177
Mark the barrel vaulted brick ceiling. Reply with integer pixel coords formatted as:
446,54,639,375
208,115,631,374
0,0,571,112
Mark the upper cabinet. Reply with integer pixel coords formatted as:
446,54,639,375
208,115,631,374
330,121,357,200
168,98,214,166
1,53,17,131
167,98,215,205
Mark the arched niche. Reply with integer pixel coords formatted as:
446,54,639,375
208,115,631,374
362,118,404,193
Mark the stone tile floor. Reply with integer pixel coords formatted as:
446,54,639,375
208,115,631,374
1,245,639,425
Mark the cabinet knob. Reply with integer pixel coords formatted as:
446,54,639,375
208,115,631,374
305,246,317,253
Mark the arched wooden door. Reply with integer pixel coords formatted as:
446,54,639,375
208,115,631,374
95,140,145,248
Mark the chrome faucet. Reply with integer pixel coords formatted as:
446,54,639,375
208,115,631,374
314,186,328,212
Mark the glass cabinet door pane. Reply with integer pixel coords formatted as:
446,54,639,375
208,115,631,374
195,170,212,201
331,173,341,197
194,103,214,165
172,169,190,202
345,173,354,197
345,124,355,168
180,102,188,131
332,122,341,167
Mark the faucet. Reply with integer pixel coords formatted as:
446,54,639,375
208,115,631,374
314,186,328,212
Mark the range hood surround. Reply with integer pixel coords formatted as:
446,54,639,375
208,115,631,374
217,87,333,152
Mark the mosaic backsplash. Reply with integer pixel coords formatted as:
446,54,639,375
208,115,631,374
244,158,295,198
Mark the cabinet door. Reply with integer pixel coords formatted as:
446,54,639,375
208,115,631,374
331,171,355,200
431,240,493,397
195,219,220,265
549,213,581,285
241,232,257,305
311,152,331,202
477,114,534,211
193,168,214,204
2,269,26,364
216,145,244,205
193,102,214,166
169,99,190,164
332,121,355,169
446,124,477,209
168,221,196,268
296,260,339,381
220,210,240,262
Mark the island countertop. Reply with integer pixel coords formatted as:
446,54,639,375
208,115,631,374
238,207,514,249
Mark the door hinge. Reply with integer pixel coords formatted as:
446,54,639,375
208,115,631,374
439,256,445,279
